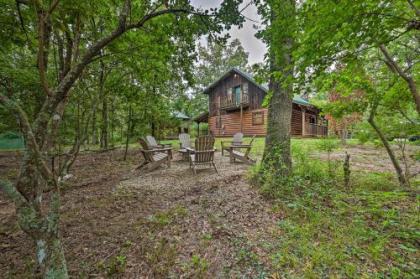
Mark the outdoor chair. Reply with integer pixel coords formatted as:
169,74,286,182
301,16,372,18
178,133,193,160
221,132,243,156
188,135,217,174
146,135,172,149
227,135,256,165
139,138,172,171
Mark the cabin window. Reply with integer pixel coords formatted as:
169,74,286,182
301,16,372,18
252,111,264,125
216,116,222,128
309,115,316,124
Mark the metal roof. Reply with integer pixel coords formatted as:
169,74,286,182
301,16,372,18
171,111,190,120
203,67,313,107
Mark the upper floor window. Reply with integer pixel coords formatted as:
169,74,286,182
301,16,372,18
232,86,241,105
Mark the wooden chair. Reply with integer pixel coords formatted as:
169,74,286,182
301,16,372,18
178,133,192,160
146,135,172,158
146,135,172,149
188,136,218,174
221,132,243,156
228,135,256,165
139,138,172,171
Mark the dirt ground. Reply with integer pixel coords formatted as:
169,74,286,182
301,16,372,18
0,143,419,278
316,144,420,175
0,149,280,278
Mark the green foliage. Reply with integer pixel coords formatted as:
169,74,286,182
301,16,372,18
253,145,418,277
316,137,339,154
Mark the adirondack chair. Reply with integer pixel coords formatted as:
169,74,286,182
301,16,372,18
139,138,172,171
146,135,172,158
146,135,172,149
188,135,218,174
221,132,243,156
178,133,192,160
228,135,256,165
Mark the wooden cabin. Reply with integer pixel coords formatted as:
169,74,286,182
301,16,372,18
195,68,328,137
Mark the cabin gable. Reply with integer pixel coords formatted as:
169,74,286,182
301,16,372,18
206,69,266,117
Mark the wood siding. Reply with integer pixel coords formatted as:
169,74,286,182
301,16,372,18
208,73,264,117
205,69,327,137
208,106,322,137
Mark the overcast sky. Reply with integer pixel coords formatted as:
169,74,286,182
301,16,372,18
191,0,267,64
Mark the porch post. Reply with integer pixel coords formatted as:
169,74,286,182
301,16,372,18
240,85,243,133
302,108,306,136
240,105,243,133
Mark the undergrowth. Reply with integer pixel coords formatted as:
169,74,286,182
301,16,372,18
250,142,419,278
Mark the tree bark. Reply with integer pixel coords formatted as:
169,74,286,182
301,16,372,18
124,104,133,161
99,61,108,149
368,106,408,187
260,0,295,184
35,231,68,278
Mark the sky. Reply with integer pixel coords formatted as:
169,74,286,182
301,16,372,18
190,0,267,65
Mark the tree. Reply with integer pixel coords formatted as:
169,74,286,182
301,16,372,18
256,0,297,185
0,1,244,277
294,0,419,187
295,0,419,114
316,58,417,187
323,90,362,144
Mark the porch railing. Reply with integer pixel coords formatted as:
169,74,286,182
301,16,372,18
220,93,249,109
305,123,328,136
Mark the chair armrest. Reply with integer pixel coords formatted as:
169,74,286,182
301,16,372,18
230,144,251,149
194,149,216,154
141,147,172,153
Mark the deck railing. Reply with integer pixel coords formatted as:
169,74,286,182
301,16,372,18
220,93,249,109
305,123,328,137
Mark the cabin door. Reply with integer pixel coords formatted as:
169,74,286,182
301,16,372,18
233,86,241,105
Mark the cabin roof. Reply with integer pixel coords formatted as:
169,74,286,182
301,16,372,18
171,111,190,120
193,111,209,123
203,67,312,107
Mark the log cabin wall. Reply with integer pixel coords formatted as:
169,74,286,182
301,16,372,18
208,106,317,137
209,109,268,136
205,69,326,137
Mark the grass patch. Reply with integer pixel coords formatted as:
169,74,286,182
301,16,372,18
251,139,419,278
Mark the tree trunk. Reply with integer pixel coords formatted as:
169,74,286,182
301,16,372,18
2,165,69,278
368,107,408,187
35,233,68,278
124,104,132,161
99,61,108,149
91,111,97,145
100,95,108,149
259,0,295,184
261,72,293,180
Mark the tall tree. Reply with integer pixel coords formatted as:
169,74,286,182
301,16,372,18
295,0,419,114
256,0,297,185
0,1,243,277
